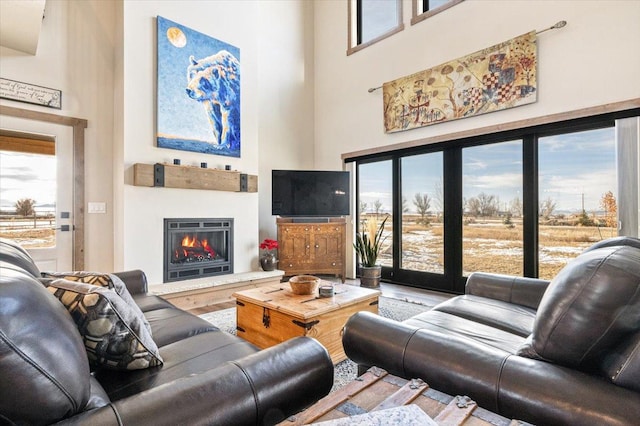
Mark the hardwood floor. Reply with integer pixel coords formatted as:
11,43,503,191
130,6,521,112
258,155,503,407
186,276,452,315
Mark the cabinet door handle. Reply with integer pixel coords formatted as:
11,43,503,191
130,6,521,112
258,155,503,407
315,244,319,248
289,263,293,267
332,262,336,266
305,228,309,231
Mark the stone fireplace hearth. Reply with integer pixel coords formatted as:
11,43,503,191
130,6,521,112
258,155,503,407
163,218,233,283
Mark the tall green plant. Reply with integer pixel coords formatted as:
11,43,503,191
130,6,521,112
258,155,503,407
353,216,388,267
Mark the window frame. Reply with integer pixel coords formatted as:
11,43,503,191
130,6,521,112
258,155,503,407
411,0,465,26
349,107,639,294
348,0,404,56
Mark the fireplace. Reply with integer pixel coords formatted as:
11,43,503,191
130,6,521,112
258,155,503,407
164,218,233,283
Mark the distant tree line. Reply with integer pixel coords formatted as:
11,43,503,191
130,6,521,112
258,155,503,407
358,190,617,227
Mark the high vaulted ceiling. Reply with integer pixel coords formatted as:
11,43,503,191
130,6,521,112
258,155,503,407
0,0,46,55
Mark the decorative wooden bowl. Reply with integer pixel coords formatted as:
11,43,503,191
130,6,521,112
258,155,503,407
289,275,320,295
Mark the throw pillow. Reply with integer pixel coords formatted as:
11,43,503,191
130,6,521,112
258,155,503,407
46,279,163,370
41,271,152,335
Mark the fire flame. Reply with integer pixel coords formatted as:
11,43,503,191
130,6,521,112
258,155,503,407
181,235,197,247
175,234,216,259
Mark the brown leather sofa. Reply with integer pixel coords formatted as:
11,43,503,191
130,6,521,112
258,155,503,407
0,238,334,425
342,237,640,425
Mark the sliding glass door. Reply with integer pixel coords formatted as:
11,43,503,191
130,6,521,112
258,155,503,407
400,152,444,274
351,110,636,293
537,127,617,279
462,140,523,276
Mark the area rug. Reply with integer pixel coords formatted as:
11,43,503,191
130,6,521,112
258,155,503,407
199,296,433,392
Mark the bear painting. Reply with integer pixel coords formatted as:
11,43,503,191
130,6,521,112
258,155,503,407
186,50,240,152
156,16,241,158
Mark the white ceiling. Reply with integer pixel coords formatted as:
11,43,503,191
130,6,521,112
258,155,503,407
0,0,46,55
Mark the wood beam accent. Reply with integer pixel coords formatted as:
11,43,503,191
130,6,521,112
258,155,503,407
133,163,258,192
0,135,55,155
0,104,87,269
342,98,640,160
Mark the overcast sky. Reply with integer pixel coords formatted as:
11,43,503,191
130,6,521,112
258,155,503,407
0,151,56,210
359,127,616,214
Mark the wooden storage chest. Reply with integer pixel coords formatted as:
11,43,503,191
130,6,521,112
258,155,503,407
233,283,379,363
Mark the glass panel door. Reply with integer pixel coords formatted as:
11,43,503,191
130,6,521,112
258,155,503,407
400,152,444,273
463,140,523,276
538,127,617,279
0,117,74,271
0,150,56,249
357,160,393,267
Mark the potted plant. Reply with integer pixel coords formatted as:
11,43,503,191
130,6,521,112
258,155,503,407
353,216,388,288
259,238,279,271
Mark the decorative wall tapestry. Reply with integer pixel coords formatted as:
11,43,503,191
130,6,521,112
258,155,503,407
383,31,536,133
157,16,241,158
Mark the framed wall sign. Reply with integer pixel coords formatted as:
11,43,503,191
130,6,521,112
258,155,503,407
0,78,62,109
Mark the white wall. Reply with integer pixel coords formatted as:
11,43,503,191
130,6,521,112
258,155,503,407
257,1,315,242
116,1,315,283
0,0,116,271
313,0,640,168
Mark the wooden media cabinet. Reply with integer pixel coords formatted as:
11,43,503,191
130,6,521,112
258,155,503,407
277,217,346,283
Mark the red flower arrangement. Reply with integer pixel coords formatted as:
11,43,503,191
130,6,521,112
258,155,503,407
260,238,279,251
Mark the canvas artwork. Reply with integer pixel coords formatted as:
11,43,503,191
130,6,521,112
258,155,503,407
157,16,241,157
383,31,537,133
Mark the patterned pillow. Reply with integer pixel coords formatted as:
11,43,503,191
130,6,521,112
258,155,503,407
46,279,163,370
41,271,152,335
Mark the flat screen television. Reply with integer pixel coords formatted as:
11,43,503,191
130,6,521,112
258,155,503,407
272,170,350,217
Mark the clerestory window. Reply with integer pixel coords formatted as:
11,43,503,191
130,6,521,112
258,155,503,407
412,0,464,26
348,0,404,55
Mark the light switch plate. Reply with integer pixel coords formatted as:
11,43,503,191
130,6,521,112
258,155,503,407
88,202,106,214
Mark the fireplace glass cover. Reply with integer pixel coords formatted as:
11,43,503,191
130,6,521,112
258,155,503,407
164,218,233,282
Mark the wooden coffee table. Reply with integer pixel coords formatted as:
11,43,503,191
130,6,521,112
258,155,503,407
233,282,380,363
279,367,530,426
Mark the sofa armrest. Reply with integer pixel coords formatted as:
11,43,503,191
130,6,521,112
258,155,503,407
499,355,640,425
112,269,148,295
465,272,550,309
343,311,419,377
56,337,333,426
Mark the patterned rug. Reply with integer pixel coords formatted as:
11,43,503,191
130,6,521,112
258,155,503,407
199,296,434,392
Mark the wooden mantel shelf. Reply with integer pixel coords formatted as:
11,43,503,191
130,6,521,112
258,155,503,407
133,163,257,192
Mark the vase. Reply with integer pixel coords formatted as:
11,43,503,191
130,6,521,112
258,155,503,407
360,265,382,288
260,253,278,271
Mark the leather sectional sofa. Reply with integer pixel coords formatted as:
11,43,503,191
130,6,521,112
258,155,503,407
343,237,640,425
0,238,334,425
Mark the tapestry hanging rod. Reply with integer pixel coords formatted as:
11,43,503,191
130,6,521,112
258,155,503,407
367,20,567,93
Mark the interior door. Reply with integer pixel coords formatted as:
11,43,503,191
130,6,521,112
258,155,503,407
0,115,74,271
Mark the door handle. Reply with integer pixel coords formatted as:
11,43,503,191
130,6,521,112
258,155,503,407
55,225,72,232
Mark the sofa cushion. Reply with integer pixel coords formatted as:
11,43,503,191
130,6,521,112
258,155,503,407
41,270,152,334
0,238,41,277
95,331,258,400
433,294,536,337
518,245,640,370
144,307,219,347
46,279,163,370
599,331,640,392
1,266,91,425
133,292,177,312
582,236,640,253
